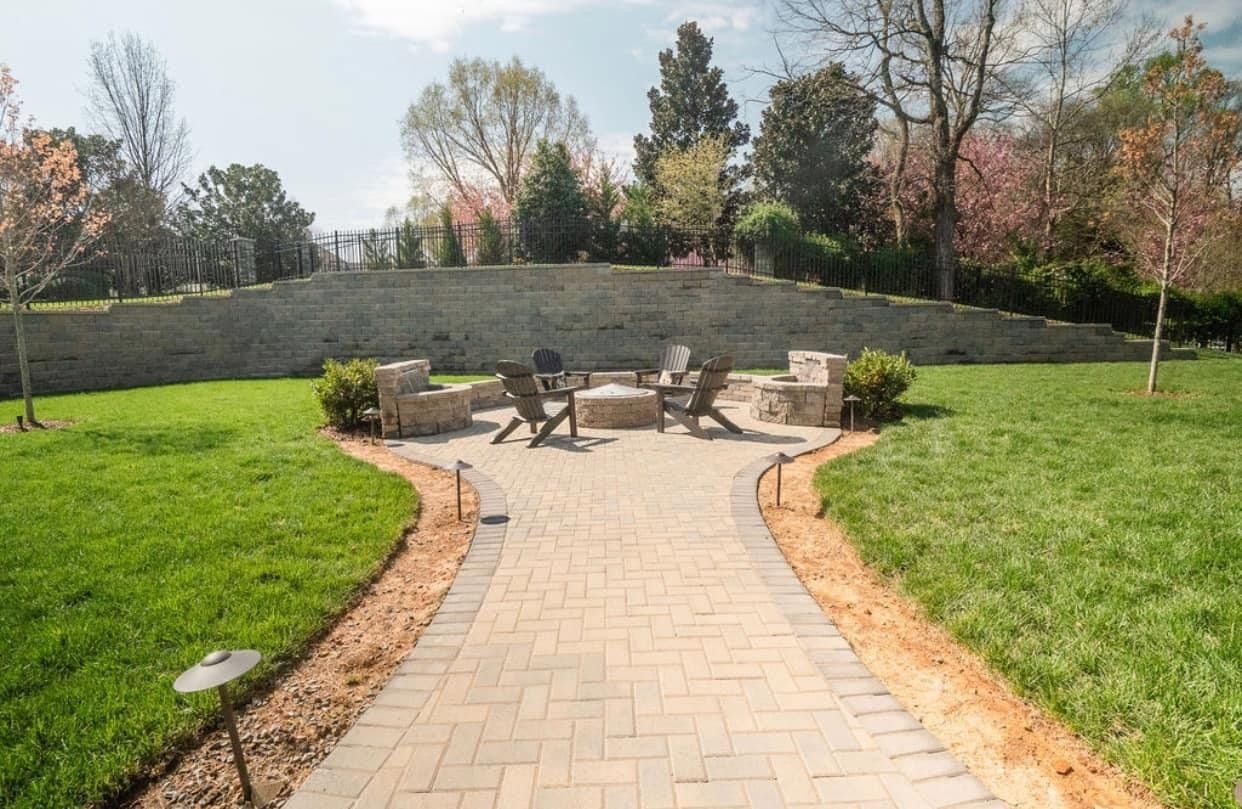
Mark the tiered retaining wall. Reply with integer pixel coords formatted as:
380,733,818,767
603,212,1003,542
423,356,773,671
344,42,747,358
0,264,1183,397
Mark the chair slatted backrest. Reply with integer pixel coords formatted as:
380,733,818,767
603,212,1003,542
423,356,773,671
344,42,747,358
685,355,734,415
496,361,549,422
659,344,692,384
531,349,565,378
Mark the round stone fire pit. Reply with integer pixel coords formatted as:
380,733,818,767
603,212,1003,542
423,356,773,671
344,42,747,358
576,383,657,428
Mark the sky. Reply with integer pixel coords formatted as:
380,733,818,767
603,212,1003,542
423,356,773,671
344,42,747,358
3,0,1240,232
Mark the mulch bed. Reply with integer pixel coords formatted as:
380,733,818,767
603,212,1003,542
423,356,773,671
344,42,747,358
758,431,1165,809
0,419,73,434
119,434,474,808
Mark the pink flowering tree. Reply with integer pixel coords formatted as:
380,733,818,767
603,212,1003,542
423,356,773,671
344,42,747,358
895,128,1043,264
0,66,108,424
1114,19,1241,393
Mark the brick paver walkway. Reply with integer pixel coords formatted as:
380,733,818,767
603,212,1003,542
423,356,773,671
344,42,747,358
288,404,1001,809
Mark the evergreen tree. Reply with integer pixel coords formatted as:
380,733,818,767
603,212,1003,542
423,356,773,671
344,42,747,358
476,208,507,265
514,139,587,262
752,65,883,237
362,228,392,269
585,165,623,260
632,21,750,230
396,218,425,268
436,206,466,267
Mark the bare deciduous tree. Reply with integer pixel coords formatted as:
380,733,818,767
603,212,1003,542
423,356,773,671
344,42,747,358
87,31,191,203
1016,0,1156,250
401,57,593,209
778,0,1021,298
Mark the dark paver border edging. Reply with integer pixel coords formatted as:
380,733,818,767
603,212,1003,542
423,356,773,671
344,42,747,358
289,443,509,807
731,433,1006,809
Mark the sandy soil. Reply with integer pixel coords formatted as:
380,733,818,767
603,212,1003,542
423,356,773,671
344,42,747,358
757,430,1165,809
119,435,474,808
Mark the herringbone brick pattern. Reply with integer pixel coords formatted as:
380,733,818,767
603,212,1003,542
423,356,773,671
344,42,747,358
287,405,1001,809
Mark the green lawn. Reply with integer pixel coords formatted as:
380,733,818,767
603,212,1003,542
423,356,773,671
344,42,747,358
814,358,1241,809
431,373,491,383
0,380,415,809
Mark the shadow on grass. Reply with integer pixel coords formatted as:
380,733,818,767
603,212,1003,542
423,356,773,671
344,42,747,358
902,402,954,421
74,425,241,455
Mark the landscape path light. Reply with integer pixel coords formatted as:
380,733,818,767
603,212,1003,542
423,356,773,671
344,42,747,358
445,459,473,520
174,649,263,806
767,452,795,507
843,394,862,432
361,406,382,445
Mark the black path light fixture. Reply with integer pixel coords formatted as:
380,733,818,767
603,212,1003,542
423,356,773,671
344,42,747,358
361,406,382,445
843,394,862,432
174,649,265,806
445,459,473,520
767,452,795,507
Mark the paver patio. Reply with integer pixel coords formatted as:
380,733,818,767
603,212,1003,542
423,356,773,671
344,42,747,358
288,403,1001,809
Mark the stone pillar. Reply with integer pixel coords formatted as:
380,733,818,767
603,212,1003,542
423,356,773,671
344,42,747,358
376,359,430,438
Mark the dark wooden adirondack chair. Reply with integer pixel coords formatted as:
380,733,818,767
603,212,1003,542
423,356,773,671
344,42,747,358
531,348,592,390
635,344,691,386
492,361,581,448
643,355,742,440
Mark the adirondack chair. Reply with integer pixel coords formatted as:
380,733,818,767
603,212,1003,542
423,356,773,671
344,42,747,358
643,355,742,440
531,348,592,390
492,361,581,448
635,344,691,386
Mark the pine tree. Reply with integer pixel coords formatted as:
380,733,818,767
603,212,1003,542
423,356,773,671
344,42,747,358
476,208,507,265
436,206,466,267
632,21,750,229
514,140,587,262
395,218,425,268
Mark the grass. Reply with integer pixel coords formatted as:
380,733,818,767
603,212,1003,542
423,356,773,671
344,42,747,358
430,373,491,383
0,380,415,809
814,358,1241,809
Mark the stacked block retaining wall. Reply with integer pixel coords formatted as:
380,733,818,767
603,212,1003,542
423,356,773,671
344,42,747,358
0,264,1181,397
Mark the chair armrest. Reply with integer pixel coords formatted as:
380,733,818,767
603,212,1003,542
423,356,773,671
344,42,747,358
634,368,660,383
539,385,584,398
642,382,697,394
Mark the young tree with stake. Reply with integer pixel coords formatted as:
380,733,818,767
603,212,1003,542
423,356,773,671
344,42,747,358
1,66,107,424
1114,19,1240,393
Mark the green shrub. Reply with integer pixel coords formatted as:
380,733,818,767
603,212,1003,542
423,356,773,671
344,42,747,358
844,348,917,420
733,201,801,251
476,209,507,265
311,358,379,429
436,206,466,267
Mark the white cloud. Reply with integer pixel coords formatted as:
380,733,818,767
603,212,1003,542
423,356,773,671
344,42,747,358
332,0,764,50
332,0,633,50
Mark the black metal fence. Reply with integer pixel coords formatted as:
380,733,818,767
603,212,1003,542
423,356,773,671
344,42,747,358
13,236,256,309
14,218,1238,349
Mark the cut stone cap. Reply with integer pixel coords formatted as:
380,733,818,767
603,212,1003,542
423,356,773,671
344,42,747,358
579,383,654,399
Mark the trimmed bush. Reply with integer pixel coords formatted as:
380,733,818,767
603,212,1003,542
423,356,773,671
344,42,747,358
733,201,801,252
311,358,379,429
844,348,917,420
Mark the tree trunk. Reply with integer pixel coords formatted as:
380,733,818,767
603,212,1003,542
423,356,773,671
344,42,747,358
1041,127,1059,252
1147,278,1168,394
7,291,37,424
932,155,957,300
888,119,910,247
